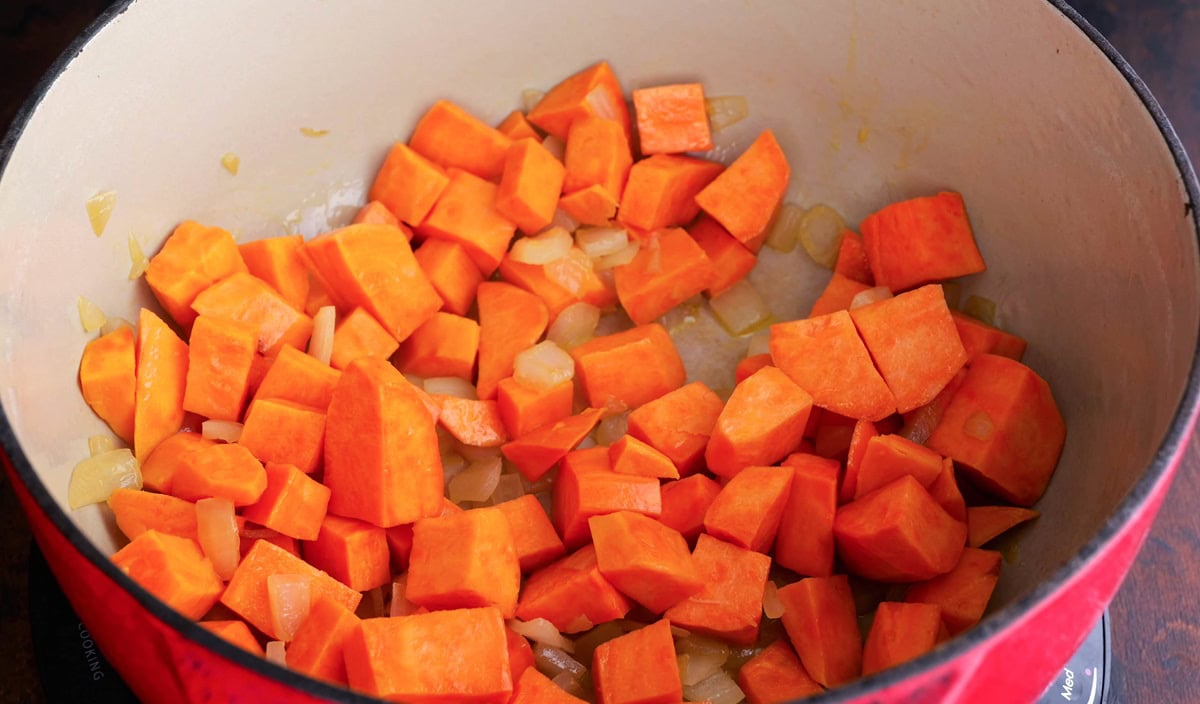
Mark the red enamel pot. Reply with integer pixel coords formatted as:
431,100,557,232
2,1,1198,702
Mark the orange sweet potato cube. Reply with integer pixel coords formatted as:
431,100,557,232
406,507,521,618
111,530,223,620
589,511,702,614
238,398,326,475
663,534,770,645
302,514,391,592
626,381,724,476
861,191,986,292
592,620,681,704
705,366,813,478
516,544,632,633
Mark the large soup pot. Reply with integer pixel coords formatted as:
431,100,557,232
2,1,1197,702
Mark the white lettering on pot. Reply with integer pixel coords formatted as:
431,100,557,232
78,623,106,681
1060,668,1074,700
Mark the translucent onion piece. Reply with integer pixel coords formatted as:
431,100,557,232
522,89,545,113
69,449,140,509
595,310,635,337
704,95,750,132
490,473,526,505
899,404,940,445
441,452,468,487
593,240,641,271
512,619,576,654
680,649,727,687
963,295,997,326
708,280,772,336
965,411,995,441
671,625,692,639
424,376,478,399
100,316,133,336
548,302,601,350
593,413,628,447
458,443,503,463
390,576,419,617
762,580,785,619
542,135,567,162
513,341,575,391
265,640,287,666
268,574,313,641
510,226,573,264
745,331,771,358
942,281,963,310
644,233,663,275
221,152,240,175
576,227,629,258
544,247,594,295
85,190,117,237
764,203,806,253
849,286,894,310
551,673,586,698
308,306,335,365
676,634,731,659
448,455,503,504
798,204,847,268
532,643,585,676
128,235,149,280
585,85,622,123
202,420,244,443
196,497,240,581
357,586,386,619
299,127,329,137
77,296,107,333
88,435,116,457
661,296,703,335
682,671,745,704
551,208,579,233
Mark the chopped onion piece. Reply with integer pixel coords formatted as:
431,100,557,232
850,286,893,310
424,376,478,399
764,202,806,253
69,449,140,509
798,204,847,268
448,455,503,504
671,625,692,639
899,404,939,445
458,444,502,463
128,235,149,280
965,411,995,440
544,247,594,295
532,644,585,680
299,127,329,137
441,451,468,487
221,152,240,175
551,672,587,698
661,296,703,335
403,373,426,389
593,413,628,446
746,331,771,358
510,226,574,264
308,306,335,365
390,575,419,617
77,296,107,333
265,640,287,666
593,240,641,271
576,227,629,258
512,618,576,654
704,95,750,132
357,586,386,619
709,280,773,336
680,649,727,687
542,135,567,162
202,420,244,443
85,190,117,237
100,316,133,336
676,634,731,659
522,89,545,113
683,671,745,704
88,435,116,457
196,497,241,581
489,473,526,504
595,310,635,337
963,295,997,326
585,85,622,123
548,302,601,350
943,281,963,310
551,208,579,233
267,573,312,642
762,580,785,619
513,340,575,391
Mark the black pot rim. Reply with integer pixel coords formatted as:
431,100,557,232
2,1,1198,702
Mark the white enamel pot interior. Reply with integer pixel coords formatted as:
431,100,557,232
1,1,1198,702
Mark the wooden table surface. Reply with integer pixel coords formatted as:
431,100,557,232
2,2,1199,703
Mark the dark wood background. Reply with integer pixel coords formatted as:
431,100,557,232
1,1,1198,702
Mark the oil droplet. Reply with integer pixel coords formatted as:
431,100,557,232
857,127,870,144
221,152,240,175
85,190,116,237
300,127,329,138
